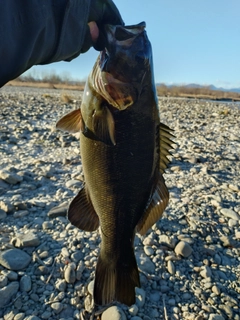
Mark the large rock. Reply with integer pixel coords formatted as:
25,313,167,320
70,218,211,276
0,249,31,270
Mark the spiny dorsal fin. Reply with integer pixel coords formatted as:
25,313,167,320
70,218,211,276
56,109,83,133
159,122,175,174
136,174,169,235
68,187,99,231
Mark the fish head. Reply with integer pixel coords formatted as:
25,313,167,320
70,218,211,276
93,22,154,110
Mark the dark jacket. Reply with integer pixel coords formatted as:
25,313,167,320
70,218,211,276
0,0,90,87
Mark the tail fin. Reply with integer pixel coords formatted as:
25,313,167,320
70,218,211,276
93,250,140,306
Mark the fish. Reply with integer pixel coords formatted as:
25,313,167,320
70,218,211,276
56,22,174,306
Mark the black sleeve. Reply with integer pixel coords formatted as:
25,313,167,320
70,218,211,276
0,0,90,87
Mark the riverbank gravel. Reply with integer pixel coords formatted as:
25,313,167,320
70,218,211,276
0,86,239,319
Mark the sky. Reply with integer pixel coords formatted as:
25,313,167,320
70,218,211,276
24,0,240,89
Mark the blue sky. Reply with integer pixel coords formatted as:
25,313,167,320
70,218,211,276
24,0,240,88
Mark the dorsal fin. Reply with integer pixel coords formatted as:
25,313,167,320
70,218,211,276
136,174,169,235
56,109,83,133
159,122,175,174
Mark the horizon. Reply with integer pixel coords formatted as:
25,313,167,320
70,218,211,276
22,1,240,89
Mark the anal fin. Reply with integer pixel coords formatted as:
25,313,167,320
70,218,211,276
136,174,169,235
68,187,99,231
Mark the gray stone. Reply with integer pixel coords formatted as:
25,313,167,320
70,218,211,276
220,208,240,220
135,287,146,308
87,280,94,296
14,313,25,320
209,314,225,320
0,170,23,184
48,203,68,218
0,200,14,213
0,209,7,220
167,260,175,275
3,270,18,281
12,232,40,247
200,266,212,278
0,281,19,308
51,302,63,314
0,275,8,288
174,241,193,257
20,275,32,292
0,249,31,270
65,179,82,188
102,306,127,320
212,285,220,295
64,263,76,284
71,250,83,262
42,221,53,230
13,210,29,218
128,304,138,316
137,254,155,274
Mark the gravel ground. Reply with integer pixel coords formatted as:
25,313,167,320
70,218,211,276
0,86,239,320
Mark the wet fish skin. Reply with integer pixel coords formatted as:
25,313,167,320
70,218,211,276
56,22,173,306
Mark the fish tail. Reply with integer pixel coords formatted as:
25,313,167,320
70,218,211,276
93,249,140,306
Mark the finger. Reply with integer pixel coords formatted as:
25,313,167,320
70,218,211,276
89,21,99,42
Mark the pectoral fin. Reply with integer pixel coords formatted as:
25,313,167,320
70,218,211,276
92,106,116,145
56,109,83,133
68,187,99,231
136,174,169,235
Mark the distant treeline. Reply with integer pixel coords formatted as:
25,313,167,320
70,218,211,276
13,73,240,101
156,84,240,101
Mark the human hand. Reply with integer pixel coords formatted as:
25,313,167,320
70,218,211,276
81,0,124,53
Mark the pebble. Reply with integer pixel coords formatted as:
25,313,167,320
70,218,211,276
220,208,240,220
0,249,31,270
137,255,155,273
19,275,32,292
0,281,19,308
174,241,193,257
51,302,63,314
64,263,76,283
128,304,138,316
11,232,40,247
0,90,239,319
167,260,175,275
0,170,23,184
0,275,8,288
102,306,127,320
200,266,212,278
135,287,146,308
0,209,7,220
209,314,225,320
48,203,68,218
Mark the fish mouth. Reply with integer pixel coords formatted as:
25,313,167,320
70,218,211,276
96,22,147,110
94,60,136,110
